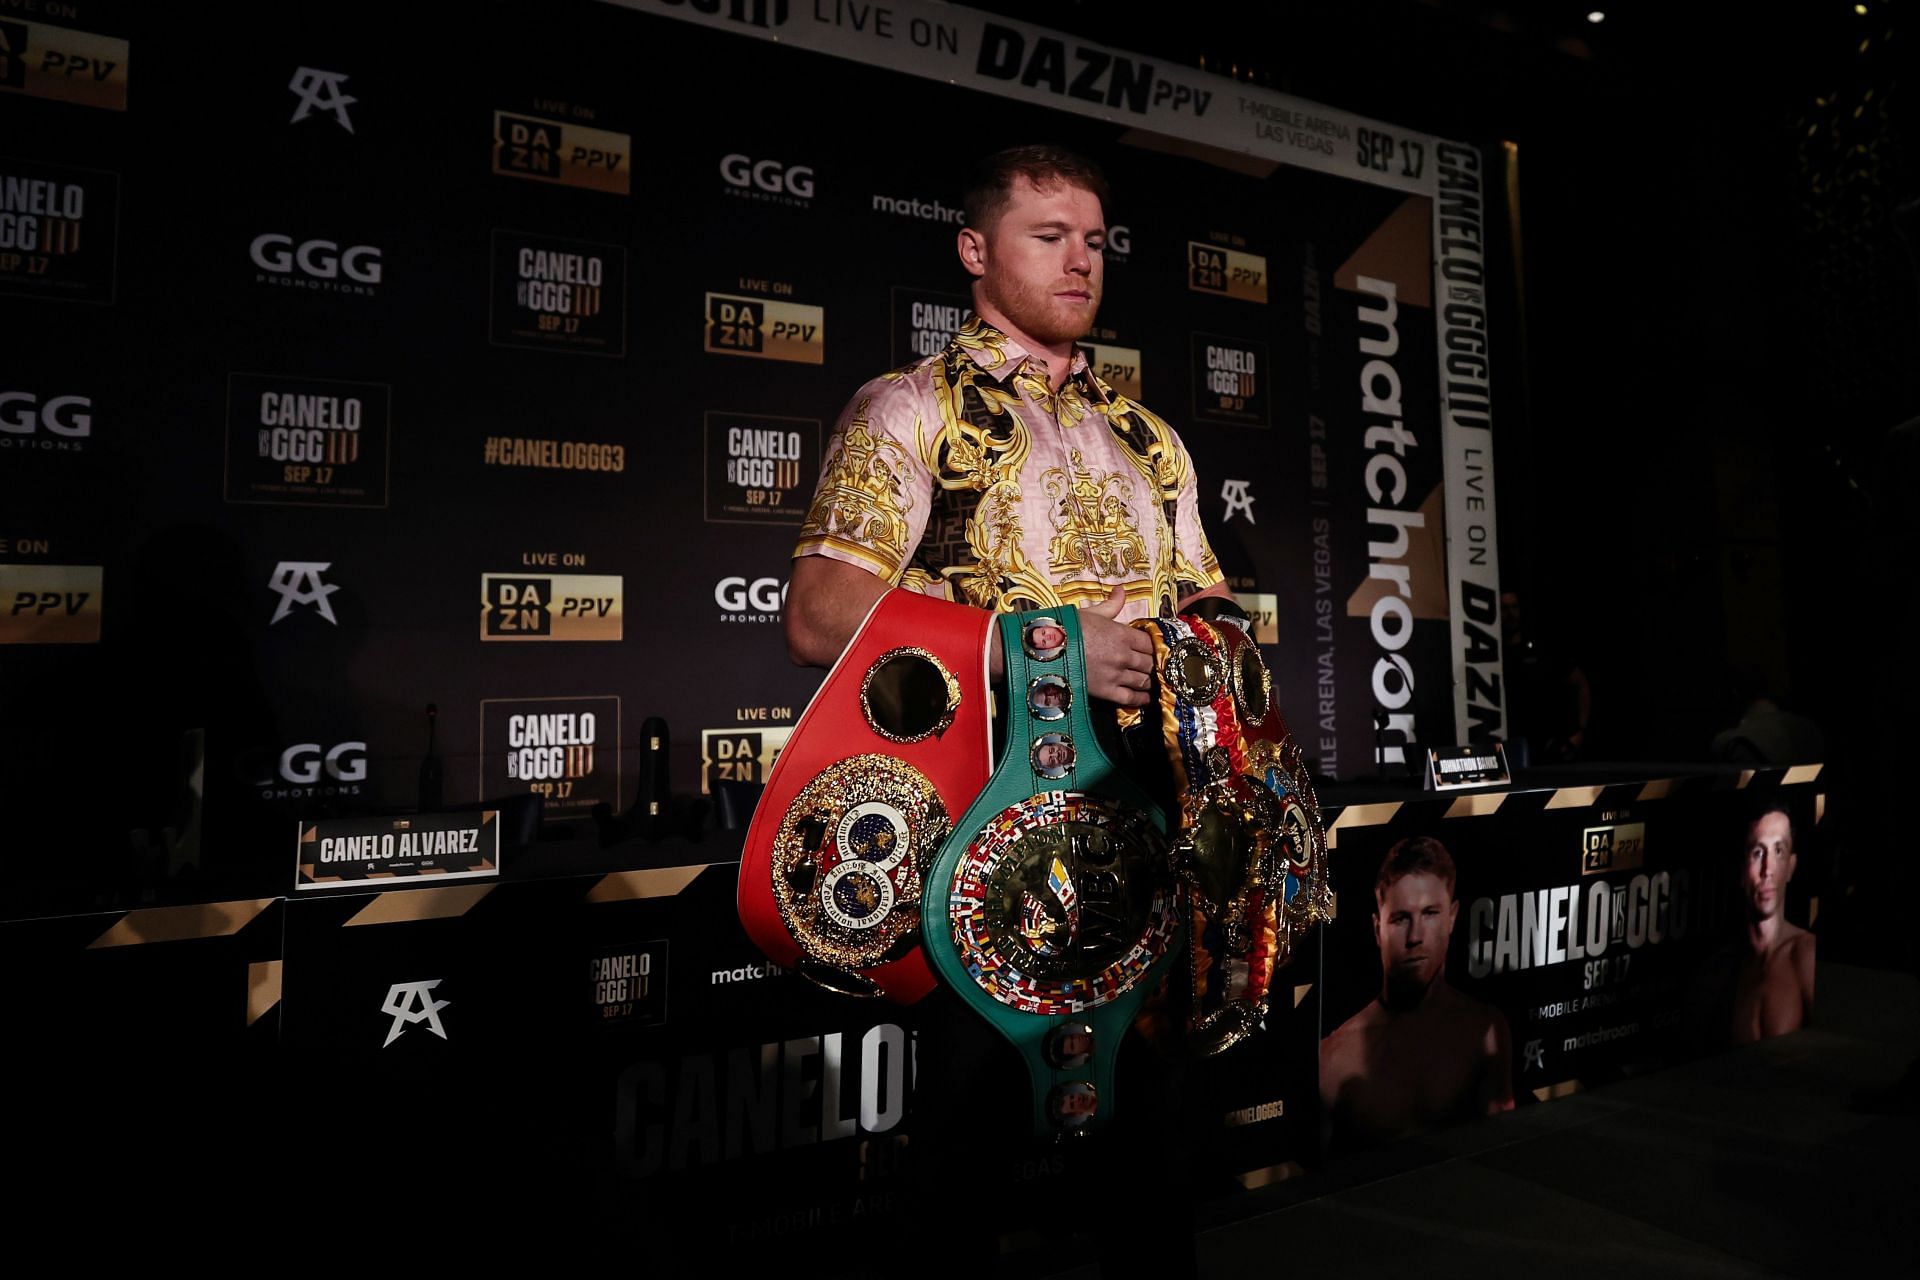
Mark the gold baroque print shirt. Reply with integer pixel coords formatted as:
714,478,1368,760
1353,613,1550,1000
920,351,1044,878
795,315,1224,621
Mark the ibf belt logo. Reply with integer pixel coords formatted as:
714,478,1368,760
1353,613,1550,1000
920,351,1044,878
0,19,128,111
1191,332,1271,426
481,573,624,641
249,232,382,296
592,940,667,1030
381,980,449,1048
719,153,814,209
0,390,91,453
0,563,102,644
288,68,355,132
269,561,339,625
704,411,818,525
224,373,392,507
1221,480,1256,524
492,111,631,195
890,286,969,364
714,575,786,623
489,229,626,356
253,741,368,800
704,292,824,364
1241,592,1279,646
1082,343,1142,402
1188,241,1268,304
0,157,119,304
481,695,619,820
701,726,794,793
1582,823,1646,876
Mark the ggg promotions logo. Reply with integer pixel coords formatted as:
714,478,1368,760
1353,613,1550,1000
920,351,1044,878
0,157,119,303
492,110,631,195
480,695,620,820
0,18,128,111
0,563,102,644
481,569,623,641
0,390,91,454
719,153,814,209
224,374,391,507
249,232,382,297
254,741,368,801
1191,332,1271,427
704,291,824,365
489,229,626,356
714,575,785,624
704,412,819,525
890,287,968,364
1187,240,1268,304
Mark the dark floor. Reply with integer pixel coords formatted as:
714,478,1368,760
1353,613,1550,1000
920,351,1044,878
1042,962,1920,1279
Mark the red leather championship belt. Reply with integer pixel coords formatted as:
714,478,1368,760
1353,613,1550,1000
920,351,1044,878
738,590,994,1002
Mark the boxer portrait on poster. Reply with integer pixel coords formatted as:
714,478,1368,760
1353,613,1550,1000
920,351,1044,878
1320,835,1514,1152
1728,802,1815,1043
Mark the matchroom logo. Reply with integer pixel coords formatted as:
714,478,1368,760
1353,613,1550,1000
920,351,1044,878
481,695,620,820
0,563,102,643
225,373,392,507
1190,332,1270,427
492,110,630,195
0,157,119,304
481,572,623,641
704,292,824,364
1188,240,1268,304
489,229,627,356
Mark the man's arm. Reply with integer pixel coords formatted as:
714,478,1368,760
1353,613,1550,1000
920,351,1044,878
1178,582,1236,610
784,556,1154,707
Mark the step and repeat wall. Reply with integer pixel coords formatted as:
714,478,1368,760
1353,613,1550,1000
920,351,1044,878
3,0,1505,916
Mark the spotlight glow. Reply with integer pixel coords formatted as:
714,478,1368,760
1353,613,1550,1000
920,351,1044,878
1587,10,1605,22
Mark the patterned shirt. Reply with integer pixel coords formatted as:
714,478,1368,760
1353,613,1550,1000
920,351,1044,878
794,315,1223,622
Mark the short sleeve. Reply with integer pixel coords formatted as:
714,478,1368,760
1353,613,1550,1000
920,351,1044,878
1170,430,1225,597
792,373,935,583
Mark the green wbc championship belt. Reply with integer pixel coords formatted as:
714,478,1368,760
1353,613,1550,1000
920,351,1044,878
922,607,1181,1137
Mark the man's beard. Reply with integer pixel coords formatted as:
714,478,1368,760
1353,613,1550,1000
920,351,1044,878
1382,960,1440,1010
982,273,1099,347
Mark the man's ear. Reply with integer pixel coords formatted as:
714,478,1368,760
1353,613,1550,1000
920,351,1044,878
957,226,987,278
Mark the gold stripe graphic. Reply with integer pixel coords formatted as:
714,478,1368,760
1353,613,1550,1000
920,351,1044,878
1545,786,1605,810
1237,1162,1306,1191
1444,793,1507,819
344,884,495,927
1737,770,1755,790
88,899,273,949
1783,764,1823,785
247,960,283,1026
1292,984,1313,1009
1326,802,1401,849
586,866,706,903
1532,1080,1583,1102
1636,779,1675,802
1816,794,1826,825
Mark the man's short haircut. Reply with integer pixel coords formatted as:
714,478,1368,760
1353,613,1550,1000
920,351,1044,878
963,144,1111,233
1375,835,1457,902
1741,800,1796,852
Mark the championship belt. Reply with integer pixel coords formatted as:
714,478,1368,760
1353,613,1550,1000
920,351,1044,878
737,590,993,1003
922,607,1181,1136
1139,613,1329,1055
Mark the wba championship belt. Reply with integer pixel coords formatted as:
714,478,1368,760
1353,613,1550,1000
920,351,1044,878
737,590,993,1002
1139,613,1330,1055
923,607,1181,1136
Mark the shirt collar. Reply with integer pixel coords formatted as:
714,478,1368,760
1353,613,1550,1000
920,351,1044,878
951,313,1095,390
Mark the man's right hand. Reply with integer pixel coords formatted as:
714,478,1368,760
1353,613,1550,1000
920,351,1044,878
1080,583,1155,708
